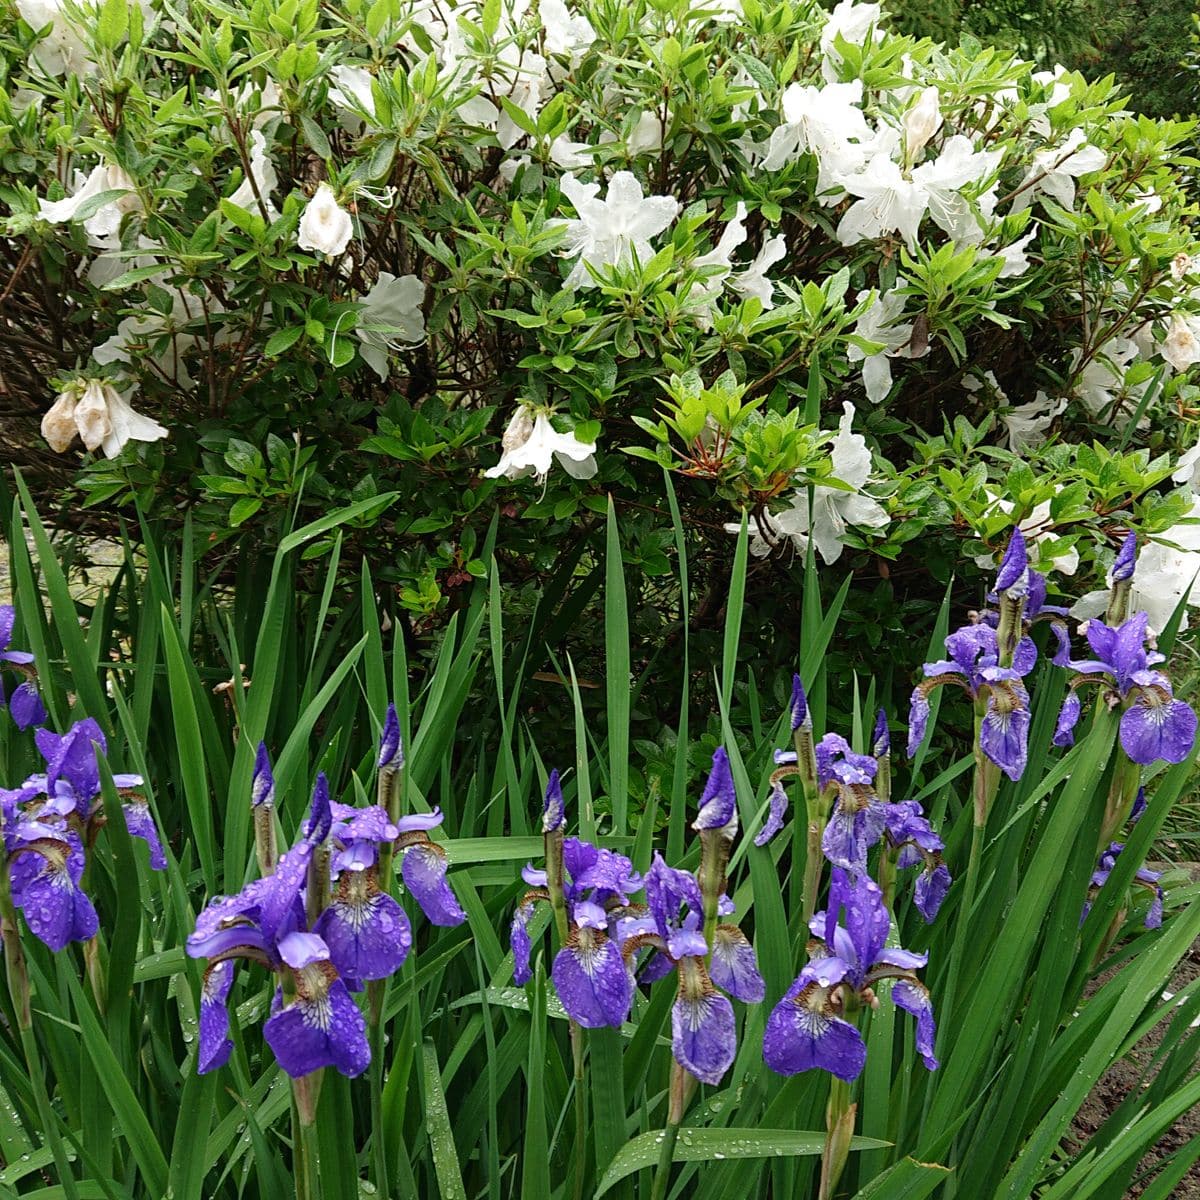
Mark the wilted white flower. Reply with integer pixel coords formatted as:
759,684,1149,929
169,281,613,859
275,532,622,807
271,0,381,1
1160,313,1200,373
1071,338,1142,416
227,131,279,220
42,379,167,459
554,171,679,290
1011,128,1106,213
356,273,426,380
836,153,929,249
298,183,354,257
484,406,597,481
731,402,889,563
903,87,943,163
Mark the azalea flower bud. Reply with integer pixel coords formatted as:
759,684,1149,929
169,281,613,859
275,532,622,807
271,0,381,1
298,183,354,257
903,86,943,162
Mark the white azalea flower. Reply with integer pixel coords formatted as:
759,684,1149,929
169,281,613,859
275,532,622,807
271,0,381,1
760,80,871,174
847,284,926,403
912,136,1004,242
1002,390,1066,454
540,0,594,58
996,229,1037,278
328,65,377,127
41,379,167,459
729,234,787,308
92,283,209,390
626,111,664,155
731,402,889,564
554,171,679,290
1011,128,1106,213
1160,313,1200,373
836,153,928,249
819,0,882,80
356,273,426,380
1071,338,1142,416
1173,443,1200,493
979,495,1078,574
17,0,93,76
903,87,943,164
484,406,597,481
1072,512,1200,633
39,162,142,248
227,131,279,220
298,183,354,257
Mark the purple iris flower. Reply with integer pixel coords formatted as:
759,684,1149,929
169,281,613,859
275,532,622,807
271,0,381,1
511,778,639,1027
816,734,887,871
4,815,98,950
994,528,1029,599
763,869,937,1082
251,743,275,808
884,801,951,922
1084,842,1163,929
908,625,1033,781
378,703,403,772
692,748,737,839
546,838,639,1027
187,775,370,1078
1112,532,1137,583
314,801,411,988
754,779,789,847
872,710,889,758
628,853,762,1084
791,674,809,731
542,769,565,834
14,720,166,869
1053,611,1197,765
0,607,44,730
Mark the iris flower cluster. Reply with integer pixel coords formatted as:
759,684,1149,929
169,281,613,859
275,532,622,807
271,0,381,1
761,688,950,924
0,605,45,731
511,751,764,1086
909,529,1197,781
1053,609,1198,765
2,717,165,950
764,868,938,1082
189,714,465,1079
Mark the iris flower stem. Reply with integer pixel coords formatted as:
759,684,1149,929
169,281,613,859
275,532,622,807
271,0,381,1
570,1024,587,1200
940,739,993,1036
793,727,826,924
367,980,390,1197
820,994,859,1200
1100,753,1141,851
2,866,79,1200
292,1075,323,1200
649,1059,687,1200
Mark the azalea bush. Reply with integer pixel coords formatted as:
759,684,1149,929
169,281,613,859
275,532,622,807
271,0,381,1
2,482,1200,1199
5,0,1200,671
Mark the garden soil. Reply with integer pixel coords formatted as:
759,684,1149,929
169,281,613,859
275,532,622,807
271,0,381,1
1070,863,1200,1197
